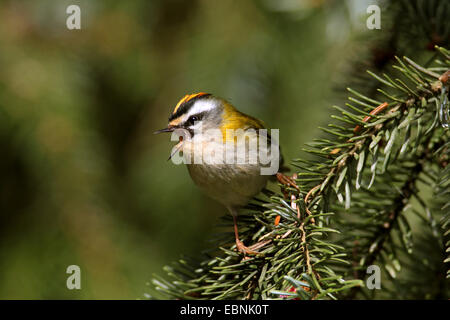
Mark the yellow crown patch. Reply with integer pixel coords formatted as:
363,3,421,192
173,92,209,114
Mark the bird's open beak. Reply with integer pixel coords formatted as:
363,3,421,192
154,125,185,160
154,126,176,134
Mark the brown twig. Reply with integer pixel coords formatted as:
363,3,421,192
353,102,390,133
290,187,312,274
304,183,321,224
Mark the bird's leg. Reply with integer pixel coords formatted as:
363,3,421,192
276,172,300,191
233,215,258,255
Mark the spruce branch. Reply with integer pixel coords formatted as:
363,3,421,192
147,47,449,300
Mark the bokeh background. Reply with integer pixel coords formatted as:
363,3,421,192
0,0,376,299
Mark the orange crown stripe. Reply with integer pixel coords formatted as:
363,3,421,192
173,92,209,113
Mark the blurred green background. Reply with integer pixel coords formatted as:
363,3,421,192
0,0,374,299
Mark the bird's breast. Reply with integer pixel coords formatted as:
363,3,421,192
179,130,275,208
186,162,269,209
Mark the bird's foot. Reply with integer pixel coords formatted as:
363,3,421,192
236,239,259,255
276,172,300,191
248,239,271,251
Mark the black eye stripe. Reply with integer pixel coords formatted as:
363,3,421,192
186,112,205,126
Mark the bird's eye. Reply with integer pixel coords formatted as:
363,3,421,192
188,115,199,124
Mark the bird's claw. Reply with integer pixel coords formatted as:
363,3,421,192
236,239,259,255
276,172,300,191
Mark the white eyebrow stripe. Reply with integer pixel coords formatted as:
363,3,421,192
186,100,216,117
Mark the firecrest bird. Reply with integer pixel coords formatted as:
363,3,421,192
155,93,297,255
